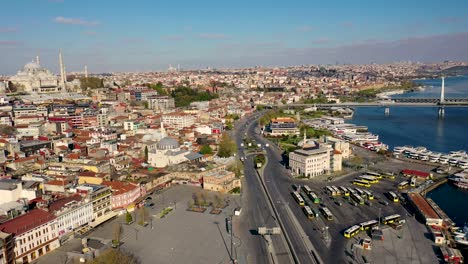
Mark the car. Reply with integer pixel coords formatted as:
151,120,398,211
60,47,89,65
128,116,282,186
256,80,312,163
146,196,152,200
335,200,343,206
380,201,389,206
365,200,372,206
350,201,358,206
292,184,299,191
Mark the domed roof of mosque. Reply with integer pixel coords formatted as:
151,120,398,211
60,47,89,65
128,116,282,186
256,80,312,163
157,137,180,149
24,61,41,71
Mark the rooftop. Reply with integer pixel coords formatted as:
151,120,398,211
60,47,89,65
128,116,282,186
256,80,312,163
0,209,55,236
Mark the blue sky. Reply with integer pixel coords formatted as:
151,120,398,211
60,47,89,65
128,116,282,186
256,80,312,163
1,0,468,73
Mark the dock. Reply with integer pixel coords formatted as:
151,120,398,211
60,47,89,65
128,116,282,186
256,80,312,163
420,178,447,195
426,197,456,228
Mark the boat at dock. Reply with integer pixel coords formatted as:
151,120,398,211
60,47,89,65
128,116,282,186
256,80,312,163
453,225,468,246
448,171,468,190
393,145,468,168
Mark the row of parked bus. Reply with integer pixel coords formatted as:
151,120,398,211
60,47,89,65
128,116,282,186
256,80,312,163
398,177,417,189
352,171,397,188
291,185,334,221
343,214,402,238
325,185,375,205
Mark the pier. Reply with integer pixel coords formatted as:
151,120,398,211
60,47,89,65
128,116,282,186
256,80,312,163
420,178,447,195
426,197,456,228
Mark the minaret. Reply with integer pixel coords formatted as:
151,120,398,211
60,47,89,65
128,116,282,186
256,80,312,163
160,121,166,138
440,77,445,103
59,49,66,90
36,55,40,65
84,65,88,78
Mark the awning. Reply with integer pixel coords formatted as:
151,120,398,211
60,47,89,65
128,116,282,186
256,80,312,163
89,211,118,228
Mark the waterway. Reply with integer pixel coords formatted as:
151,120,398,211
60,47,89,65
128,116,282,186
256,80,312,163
347,75,468,227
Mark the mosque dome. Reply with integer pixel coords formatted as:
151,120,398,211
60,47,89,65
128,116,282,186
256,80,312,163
24,62,41,71
157,137,180,150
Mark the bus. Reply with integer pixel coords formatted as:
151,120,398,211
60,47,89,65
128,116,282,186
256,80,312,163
320,207,334,220
359,175,379,184
292,191,305,206
410,177,417,187
331,186,342,196
366,171,382,179
339,186,350,196
363,190,374,200
352,180,371,188
387,191,399,203
302,185,312,195
308,192,321,204
383,173,396,180
350,192,365,205
344,225,361,238
398,181,409,190
359,220,379,231
381,214,401,225
355,188,366,198
303,205,314,219
326,186,336,196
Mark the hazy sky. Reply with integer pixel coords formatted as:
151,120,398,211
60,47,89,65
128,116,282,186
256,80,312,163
1,0,468,74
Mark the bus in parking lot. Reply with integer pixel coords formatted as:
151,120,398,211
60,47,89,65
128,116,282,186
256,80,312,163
355,188,367,199
352,180,371,188
410,177,417,187
359,220,379,230
302,185,312,194
359,175,379,184
331,186,341,196
292,191,305,206
320,207,334,220
339,186,350,196
350,192,365,205
326,186,338,196
303,205,314,219
307,191,321,204
366,171,382,179
387,191,399,202
398,181,409,189
363,190,374,200
344,225,361,238
381,214,401,225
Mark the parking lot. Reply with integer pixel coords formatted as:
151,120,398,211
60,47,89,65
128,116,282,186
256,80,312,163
287,167,440,264
37,185,242,264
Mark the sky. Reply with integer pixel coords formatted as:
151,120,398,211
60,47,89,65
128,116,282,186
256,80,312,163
1,0,468,74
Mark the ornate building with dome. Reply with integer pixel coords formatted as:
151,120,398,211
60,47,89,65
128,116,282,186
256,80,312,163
9,58,62,93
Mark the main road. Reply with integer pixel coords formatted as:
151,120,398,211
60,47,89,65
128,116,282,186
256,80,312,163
236,111,352,264
234,112,321,264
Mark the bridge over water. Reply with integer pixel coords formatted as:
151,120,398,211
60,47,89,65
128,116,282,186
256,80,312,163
268,77,468,117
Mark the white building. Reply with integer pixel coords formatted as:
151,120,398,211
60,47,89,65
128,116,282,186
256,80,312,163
47,195,94,240
289,141,330,178
9,60,61,94
0,180,38,205
148,96,175,111
162,113,195,129
0,209,60,264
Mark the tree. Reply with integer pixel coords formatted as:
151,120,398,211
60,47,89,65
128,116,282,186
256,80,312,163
90,249,139,264
125,211,133,224
144,146,149,162
80,77,104,90
200,145,213,155
218,133,237,158
0,125,16,136
112,223,122,244
138,207,148,226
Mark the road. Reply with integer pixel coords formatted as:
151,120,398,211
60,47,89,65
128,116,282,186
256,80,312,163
234,112,293,264
235,112,318,264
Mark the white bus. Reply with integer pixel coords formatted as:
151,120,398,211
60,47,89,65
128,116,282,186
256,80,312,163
292,191,305,206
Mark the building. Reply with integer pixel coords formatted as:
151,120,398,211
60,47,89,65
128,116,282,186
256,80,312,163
264,117,300,136
162,113,195,129
0,180,39,205
46,195,94,241
9,60,61,94
0,209,60,264
289,141,330,178
102,181,143,211
202,167,240,193
75,185,114,228
147,137,195,168
407,192,443,226
148,96,175,111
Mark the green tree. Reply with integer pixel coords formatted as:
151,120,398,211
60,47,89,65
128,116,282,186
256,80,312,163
200,145,213,155
80,77,104,90
218,133,237,158
144,146,149,162
125,211,133,224
90,249,139,264
0,125,16,136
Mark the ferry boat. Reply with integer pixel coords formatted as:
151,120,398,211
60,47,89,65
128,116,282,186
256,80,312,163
453,225,468,246
450,150,467,156
428,153,441,163
448,171,468,190
393,146,406,154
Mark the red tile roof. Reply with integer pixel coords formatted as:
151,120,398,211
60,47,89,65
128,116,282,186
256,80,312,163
401,169,430,178
0,209,55,236
102,181,139,196
48,195,82,213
